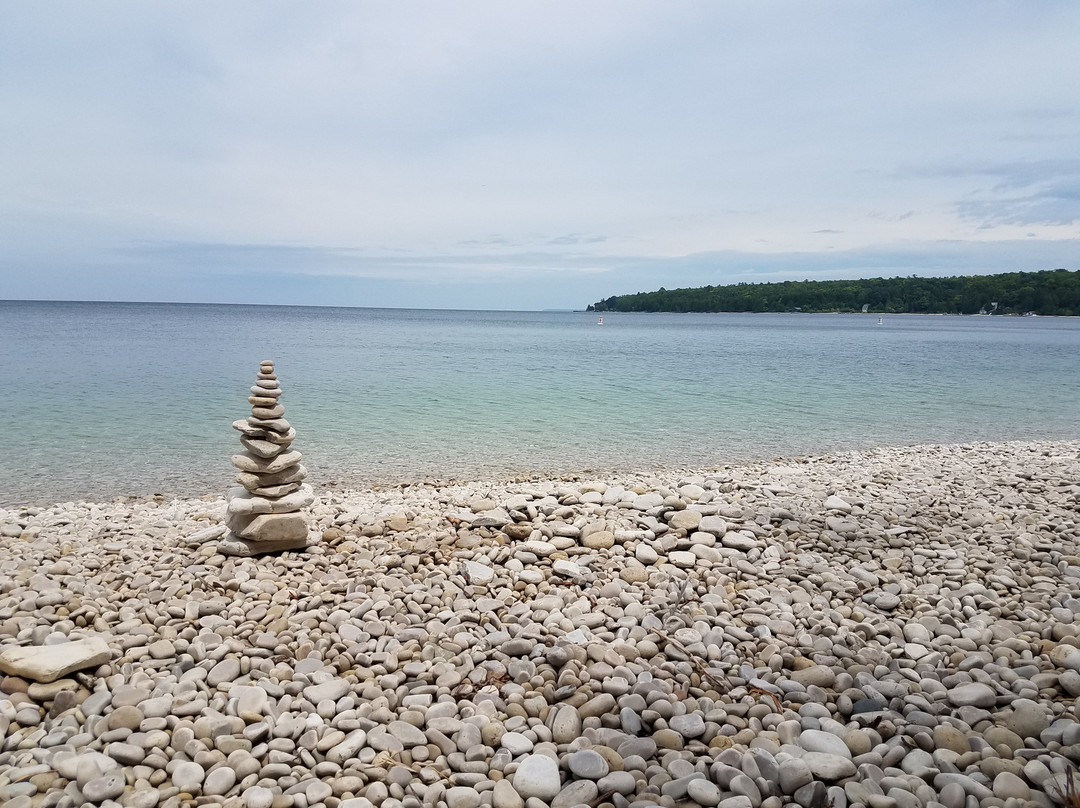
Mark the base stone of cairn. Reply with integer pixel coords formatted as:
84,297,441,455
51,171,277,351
220,360,314,557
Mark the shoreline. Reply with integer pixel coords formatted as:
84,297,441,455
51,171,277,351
2,439,1080,808
7,437,1078,512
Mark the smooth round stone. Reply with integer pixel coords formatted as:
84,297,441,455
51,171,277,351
1060,669,1080,696
669,713,706,738
799,729,851,759
636,544,659,564
387,720,427,747
207,658,241,688
567,749,609,780
778,758,813,793
946,683,996,708
791,666,836,688
618,737,657,759
578,693,617,718
721,531,756,551
552,780,598,807
669,551,697,568
654,729,684,750
802,752,856,780
204,766,237,796
82,772,126,803
235,686,269,722
669,510,701,531
1050,644,1080,670
305,780,333,803
718,797,753,808
147,639,175,659
492,779,524,808
106,741,145,766
501,732,534,755
550,706,582,744
993,771,1030,800
938,781,967,808
899,749,936,779
874,592,900,610
172,761,205,792
1004,698,1049,739
852,698,886,714
597,771,638,796
512,754,561,800
108,705,144,731
243,786,275,808
583,531,615,549
446,786,482,808
687,777,722,806
108,684,148,708
933,724,971,755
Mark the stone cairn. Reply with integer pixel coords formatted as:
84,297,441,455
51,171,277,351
221,360,314,556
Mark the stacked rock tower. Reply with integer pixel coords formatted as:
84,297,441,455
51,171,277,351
221,360,314,556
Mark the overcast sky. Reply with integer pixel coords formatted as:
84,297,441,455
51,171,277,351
1,3,1077,310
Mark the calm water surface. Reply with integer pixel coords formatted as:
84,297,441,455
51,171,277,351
2,301,1078,504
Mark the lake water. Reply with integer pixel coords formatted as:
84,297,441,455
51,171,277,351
2,300,1078,505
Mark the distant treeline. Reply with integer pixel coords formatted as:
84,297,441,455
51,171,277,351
587,269,1080,316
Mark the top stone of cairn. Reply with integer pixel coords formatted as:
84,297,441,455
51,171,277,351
221,360,314,556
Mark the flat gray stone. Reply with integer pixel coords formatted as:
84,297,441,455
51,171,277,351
799,729,851,758
552,780,598,808
947,682,996,708
802,752,856,780
204,767,237,796
687,777,722,806
226,484,314,515
567,749,608,779
0,637,111,683
172,761,205,792
387,720,427,747
219,533,312,557
82,772,125,803
231,449,302,475
669,713,706,738
446,786,482,808
207,657,241,688
304,679,350,704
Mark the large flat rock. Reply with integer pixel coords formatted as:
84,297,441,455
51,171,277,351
226,484,315,516
240,512,309,541
232,449,302,475
0,637,112,683
219,532,312,557
235,463,307,492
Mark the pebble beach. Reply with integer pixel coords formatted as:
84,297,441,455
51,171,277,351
2,440,1080,808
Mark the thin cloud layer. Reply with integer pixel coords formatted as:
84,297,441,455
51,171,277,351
0,2,1077,309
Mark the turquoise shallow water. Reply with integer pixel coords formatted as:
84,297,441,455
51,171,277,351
1,301,1078,505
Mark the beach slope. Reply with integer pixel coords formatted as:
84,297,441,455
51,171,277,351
1,441,1079,808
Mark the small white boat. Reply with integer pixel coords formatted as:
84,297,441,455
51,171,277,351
877,317,883,325
597,316,603,325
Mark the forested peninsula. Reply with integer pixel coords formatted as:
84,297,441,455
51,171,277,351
587,268,1080,315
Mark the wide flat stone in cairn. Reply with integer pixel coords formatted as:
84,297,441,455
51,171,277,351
221,360,313,556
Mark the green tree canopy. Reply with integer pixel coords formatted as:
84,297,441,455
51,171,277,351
586,269,1079,315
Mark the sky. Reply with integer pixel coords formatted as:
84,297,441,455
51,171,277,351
1,3,1077,311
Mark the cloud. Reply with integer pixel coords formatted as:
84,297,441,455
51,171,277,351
957,180,1080,227
896,159,1080,227
546,234,608,246
1,3,1079,308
